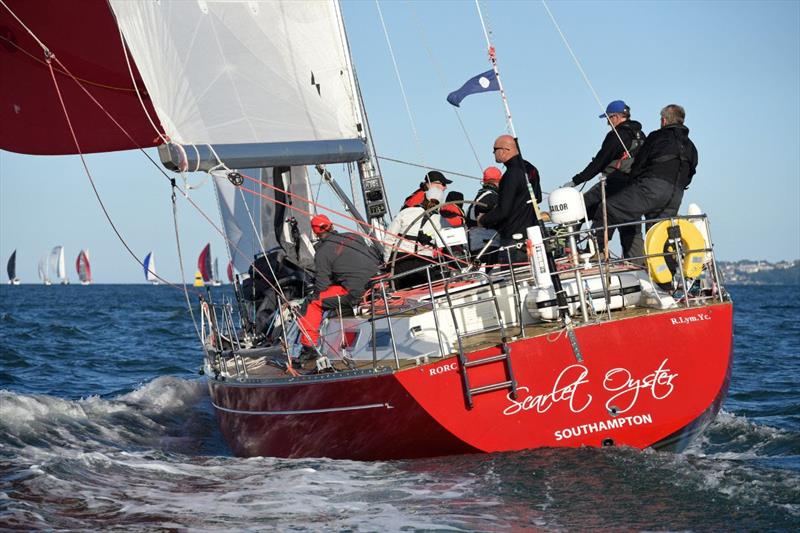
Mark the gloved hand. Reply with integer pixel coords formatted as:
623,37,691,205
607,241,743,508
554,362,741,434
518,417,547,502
417,232,434,246
562,179,576,188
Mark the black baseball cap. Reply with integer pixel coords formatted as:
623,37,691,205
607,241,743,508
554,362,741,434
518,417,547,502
424,170,452,185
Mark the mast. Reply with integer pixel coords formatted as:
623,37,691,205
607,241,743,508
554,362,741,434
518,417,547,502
333,0,390,225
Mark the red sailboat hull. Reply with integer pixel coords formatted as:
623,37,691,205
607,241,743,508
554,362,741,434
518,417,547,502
209,303,733,460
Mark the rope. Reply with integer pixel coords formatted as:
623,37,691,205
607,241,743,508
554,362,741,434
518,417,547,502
375,0,427,168
170,182,202,342
115,22,169,145
540,0,630,159
378,156,481,181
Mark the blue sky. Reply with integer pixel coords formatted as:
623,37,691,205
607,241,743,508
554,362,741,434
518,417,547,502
1,0,798,283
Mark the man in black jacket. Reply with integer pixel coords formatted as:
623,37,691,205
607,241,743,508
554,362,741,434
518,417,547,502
565,100,646,221
593,104,698,260
479,135,539,263
297,215,381,360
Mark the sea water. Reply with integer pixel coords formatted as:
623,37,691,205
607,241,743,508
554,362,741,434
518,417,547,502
1,284,798,531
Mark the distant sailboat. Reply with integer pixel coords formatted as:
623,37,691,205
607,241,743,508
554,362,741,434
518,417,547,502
50,245,69,285
198,243,212,284
211,257,222,286
226,260,235,283
7,250,20,285
38,255,50,286
143,251,158,285
76,249,92,285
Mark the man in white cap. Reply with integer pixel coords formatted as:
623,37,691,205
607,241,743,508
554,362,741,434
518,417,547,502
384,187,445,288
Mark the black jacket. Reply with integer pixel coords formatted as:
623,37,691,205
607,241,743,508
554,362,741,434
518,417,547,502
313,231,381,297
572,120,646,185
466,184,499,226
480,154,538,240
630,124,698,189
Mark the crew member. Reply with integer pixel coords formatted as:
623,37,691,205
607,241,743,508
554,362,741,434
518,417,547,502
297,215,381,361
466,166,501,255
401,170,452,210
440,191,466,227
384,188,444,289
564,100,646,217
478,135,539,263
241,248,308,338
594,104,698,260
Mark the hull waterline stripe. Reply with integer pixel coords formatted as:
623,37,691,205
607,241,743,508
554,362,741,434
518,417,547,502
211,401,392,416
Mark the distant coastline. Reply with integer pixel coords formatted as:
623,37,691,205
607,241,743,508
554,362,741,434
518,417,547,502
718,260,799,285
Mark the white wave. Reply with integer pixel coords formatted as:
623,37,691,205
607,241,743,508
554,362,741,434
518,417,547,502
0,377,207,452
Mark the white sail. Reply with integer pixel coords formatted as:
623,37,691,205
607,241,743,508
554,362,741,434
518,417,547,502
108,1,362,147
38,256,48,283
144,252,158,283
49,245,67,282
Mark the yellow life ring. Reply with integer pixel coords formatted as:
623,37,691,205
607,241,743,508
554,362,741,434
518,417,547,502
645,219,706,284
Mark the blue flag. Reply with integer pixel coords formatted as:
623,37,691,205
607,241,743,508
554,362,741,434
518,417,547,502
447,69,500,107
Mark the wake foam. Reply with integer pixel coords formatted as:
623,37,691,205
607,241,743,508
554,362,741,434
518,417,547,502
0,376,208,453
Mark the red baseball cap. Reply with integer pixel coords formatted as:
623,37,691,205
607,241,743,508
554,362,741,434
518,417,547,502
311,214,333,235
482,166,502,183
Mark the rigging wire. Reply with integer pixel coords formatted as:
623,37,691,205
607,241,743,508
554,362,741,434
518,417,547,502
375,0,427,168
540,0,630,158
237,176,465,269
408,4,483,173
378,156,481,181
169,182,202,342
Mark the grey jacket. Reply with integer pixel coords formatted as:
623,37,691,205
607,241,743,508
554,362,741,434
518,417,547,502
313,231,381,297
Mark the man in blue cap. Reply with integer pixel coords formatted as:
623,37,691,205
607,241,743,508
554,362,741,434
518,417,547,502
564,100,646,217
563,100,646,255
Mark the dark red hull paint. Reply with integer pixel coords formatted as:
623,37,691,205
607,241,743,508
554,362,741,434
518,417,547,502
209,303,733,459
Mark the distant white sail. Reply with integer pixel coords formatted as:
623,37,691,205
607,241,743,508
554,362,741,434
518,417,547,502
109,1,362,147
143,252,158,283
49,245,68,283
38,255,49,284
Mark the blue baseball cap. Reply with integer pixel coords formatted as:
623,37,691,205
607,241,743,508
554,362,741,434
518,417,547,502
599,100,628,118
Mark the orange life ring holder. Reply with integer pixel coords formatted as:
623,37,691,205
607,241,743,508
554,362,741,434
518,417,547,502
645,219,706,284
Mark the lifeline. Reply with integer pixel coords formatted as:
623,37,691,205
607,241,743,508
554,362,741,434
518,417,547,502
554,413,653,441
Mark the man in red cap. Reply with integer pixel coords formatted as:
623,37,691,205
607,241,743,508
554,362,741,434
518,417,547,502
466,166,502,255
296,214,381,362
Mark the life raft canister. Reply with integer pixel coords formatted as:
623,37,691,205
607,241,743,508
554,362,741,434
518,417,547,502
645,219,706,284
